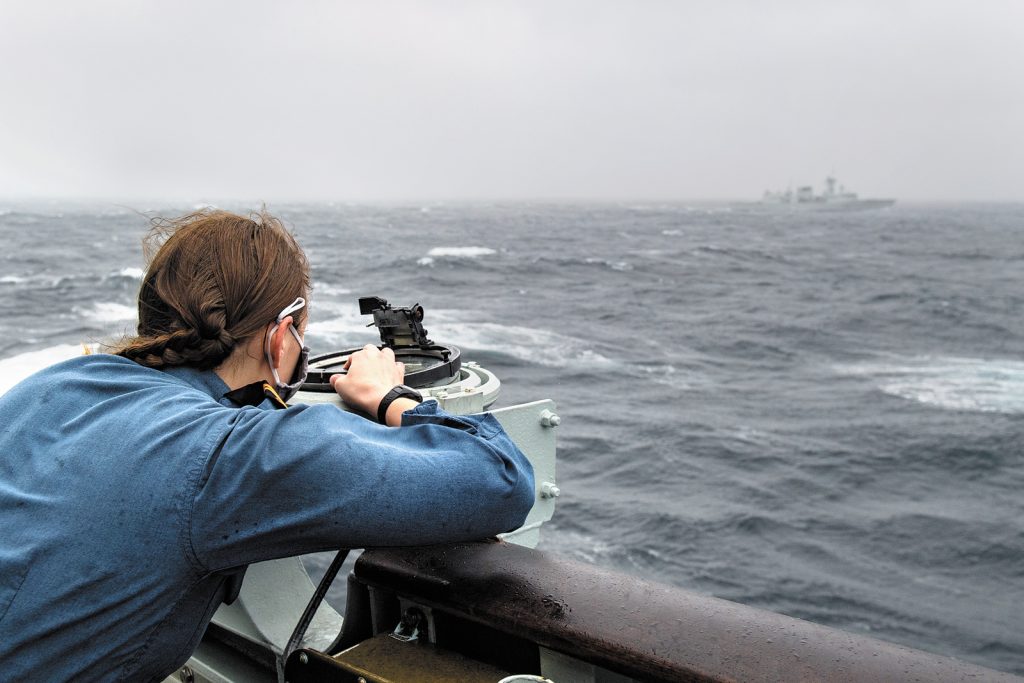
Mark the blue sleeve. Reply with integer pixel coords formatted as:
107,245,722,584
187,400,535,572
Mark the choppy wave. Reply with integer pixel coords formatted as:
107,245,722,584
308,306,717,385
313,283,352,297
527,255,639,273
306,306,614,369
0,273,61,287
584,257,633,271
3,269,144,288
75,301,138,323
835,356,1024,414
305,306,368,347
112,267,144,279
401,308,618,368
427,246,496,258
417,246,498,267
632,362,713,389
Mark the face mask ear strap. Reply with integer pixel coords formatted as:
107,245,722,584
265,297,309,396
277,297,306,323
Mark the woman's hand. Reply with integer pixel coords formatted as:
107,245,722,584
330,345,405,418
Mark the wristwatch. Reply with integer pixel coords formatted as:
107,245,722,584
376,384,423,424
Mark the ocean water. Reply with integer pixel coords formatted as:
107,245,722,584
1,201,1022,674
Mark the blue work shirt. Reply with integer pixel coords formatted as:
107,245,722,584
0,354,535,682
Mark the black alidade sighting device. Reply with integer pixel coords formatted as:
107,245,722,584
358,296,432,349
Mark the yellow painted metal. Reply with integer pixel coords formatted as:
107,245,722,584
331,634,512,683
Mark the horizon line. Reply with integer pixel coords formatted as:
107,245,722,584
1,195,1022,206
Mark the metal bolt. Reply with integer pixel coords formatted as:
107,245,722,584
540,482,561,498
298,652,309,665
539,409,561,428
358,678,368,683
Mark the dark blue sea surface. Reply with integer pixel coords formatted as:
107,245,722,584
1,201,1022,674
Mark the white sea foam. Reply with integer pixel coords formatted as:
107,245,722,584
114,267,144,279
313,283,352,297
426,246,496,258
416,257,435,266
307,306,614,369
584,257,633,271
0,344,89,396
2,273,65,287
422,313,615,368
634,363,681,387
551,530,614,564
77,302,138,323
305,306,370,348
835,356,1024,414
633,362,714,389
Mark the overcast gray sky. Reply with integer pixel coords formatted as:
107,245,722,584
1,1,1021,201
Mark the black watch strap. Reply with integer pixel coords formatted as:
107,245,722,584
376,384,423,424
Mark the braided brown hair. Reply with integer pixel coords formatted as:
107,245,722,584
113,209,310,371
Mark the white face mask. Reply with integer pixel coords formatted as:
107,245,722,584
264,297,310,403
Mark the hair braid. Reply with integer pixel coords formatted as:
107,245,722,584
111,209,309,371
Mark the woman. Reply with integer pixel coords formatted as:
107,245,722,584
0,210,535,682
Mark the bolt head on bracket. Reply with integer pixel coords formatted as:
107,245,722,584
540,482,561,499
539,410,561,428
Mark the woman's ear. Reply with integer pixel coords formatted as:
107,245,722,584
268,316,293,369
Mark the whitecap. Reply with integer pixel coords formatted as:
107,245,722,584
426,247,496,258
313,283,352,297
76,302,138,323
416,256,435,266
633,363,680,387
662,229,682,236
307,306,615,369
631,362,714,389
425,314,614,368
0,344,89,396
542,530,614,564
0,275,27,284
835,356,1024,414
584,257,633,271
114,267,144,279
305,306,372,348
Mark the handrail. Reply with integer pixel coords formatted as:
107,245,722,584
353,540,1021,683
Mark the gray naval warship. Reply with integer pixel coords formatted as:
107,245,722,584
761,176,895,211
164,298,1016,683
